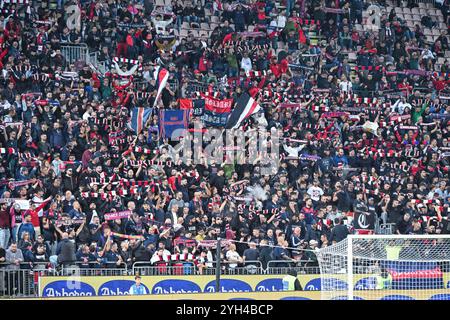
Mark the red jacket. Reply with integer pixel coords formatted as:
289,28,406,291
24,200,51,228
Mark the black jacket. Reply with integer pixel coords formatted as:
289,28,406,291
330,224,349,243
259,246,273,269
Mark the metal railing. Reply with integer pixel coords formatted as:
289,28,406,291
61,44,90,65
61,45,110,74
376,223,396,235
205,260,265,275
60,262,128,277
0,269,37,298
266,260,320,275
0,259,322,298
0,262,57,298
133,263,197,276
132,260,271,276
88,51,111,75
60,268,128,277
88,51,100,67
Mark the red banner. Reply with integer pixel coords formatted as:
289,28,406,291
389,268,443,280
202,94,233,113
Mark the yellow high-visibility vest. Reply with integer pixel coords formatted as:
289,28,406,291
375,274,393,289
385,245,401,260
282,275,297,291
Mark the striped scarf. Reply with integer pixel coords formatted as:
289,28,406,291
112,57,143,71
365,148,421,159
133,146,154,154
123,159,173,167
354,65,384,72
110,232,144,240
152,253,196,263
80,189,134,199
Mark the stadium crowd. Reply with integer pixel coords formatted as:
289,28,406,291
0,0,449,282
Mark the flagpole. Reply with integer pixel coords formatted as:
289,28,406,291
217,128,226,142
215,237,221,292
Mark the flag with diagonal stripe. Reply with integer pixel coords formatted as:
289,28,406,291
225,93,261,129
153,66,169,107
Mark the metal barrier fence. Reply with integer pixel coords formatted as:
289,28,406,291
0,268,36,298
0,259,319,298
88,51,100,67
376,223,396,235
0,262,56,298
132,260,272,276
88,51,110,74
61,44,90,65
61,45,109,74
59,265,129,277
133,264,198,276
200,266,264,275
266,261,320,275
60,263,128,277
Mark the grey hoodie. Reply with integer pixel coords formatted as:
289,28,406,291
6,249,24,270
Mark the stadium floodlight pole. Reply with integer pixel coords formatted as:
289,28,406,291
215,237,221,293
347,236,354,301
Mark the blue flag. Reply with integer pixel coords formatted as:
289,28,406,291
129,107,153,134
201,110,229,127
159,109,189,139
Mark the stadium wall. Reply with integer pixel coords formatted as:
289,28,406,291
38,274,450,298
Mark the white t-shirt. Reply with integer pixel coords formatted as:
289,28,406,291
143,70,152,83
226,250,241,268
82,111,91,121
421,49,436,60
240,57,252,72
0,100,11,112
276,15,287,29
391,99,412,115
150,249,172,264
339,80,352,92
307,186,324,201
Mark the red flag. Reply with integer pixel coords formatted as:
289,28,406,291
298,28,306,44
179,98,193,110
